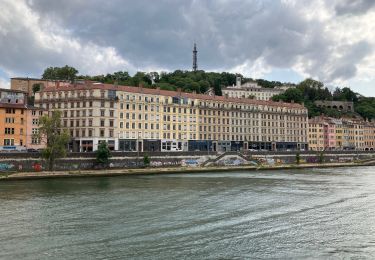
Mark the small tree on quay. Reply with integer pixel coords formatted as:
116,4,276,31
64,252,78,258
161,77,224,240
38,110,70,171
143,154,150,167
96,141,112,165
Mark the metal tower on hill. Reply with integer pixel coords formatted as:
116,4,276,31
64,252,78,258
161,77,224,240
193,43,197,72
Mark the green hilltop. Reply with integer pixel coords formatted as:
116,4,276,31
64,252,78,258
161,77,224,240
40,66,375,120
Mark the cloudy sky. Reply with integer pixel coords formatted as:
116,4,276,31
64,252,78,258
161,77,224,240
1,0,375,96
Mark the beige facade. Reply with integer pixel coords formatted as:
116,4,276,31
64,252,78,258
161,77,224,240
34,82,308,152
26,107,47,149
222,85,284,101
222,77,286,101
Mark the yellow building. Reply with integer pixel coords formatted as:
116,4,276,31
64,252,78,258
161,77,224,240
308,117,325,151
363,121,375,150
34,82,309,152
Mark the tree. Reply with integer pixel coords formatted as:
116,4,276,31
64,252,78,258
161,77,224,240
96,141,112,165
143,154,150,167
296,152,300,165
318,151,325,164
272,88,304,104
32,83,42,95
42,65,78,81
298,78,324,90
38,111,70,171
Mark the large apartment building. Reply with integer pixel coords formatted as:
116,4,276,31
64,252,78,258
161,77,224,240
34,81,309,152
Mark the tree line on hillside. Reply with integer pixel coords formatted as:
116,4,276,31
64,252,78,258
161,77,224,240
41,66,290,96
40,66,375,120
271,78,375,119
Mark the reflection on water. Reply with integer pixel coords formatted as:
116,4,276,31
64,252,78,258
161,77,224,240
1,167,375,259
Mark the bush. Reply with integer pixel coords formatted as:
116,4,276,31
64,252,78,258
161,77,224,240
296,152,300,165
96,141,112,165
318,152,324,164
143,154,150,167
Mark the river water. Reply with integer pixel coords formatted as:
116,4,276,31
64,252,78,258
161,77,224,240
1,167,375,259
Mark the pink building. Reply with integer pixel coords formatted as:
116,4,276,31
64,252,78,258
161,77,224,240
26,107,47,149
325,122,336,150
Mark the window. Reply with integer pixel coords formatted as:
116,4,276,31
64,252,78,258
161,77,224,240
4,139,14,146
89,119,93,127
100,110,105,117
100,129,105,137
4,128,14,134
5,118,14,123
100,120,105,127
32,119,39,125
5,108,15,114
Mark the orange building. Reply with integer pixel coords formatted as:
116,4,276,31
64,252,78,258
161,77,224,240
0,89,28,150
0,88,46,151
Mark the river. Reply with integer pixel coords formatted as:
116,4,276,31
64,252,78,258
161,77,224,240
1,167,375,259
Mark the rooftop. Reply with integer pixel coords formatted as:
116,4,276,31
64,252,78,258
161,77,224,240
39,82,306,109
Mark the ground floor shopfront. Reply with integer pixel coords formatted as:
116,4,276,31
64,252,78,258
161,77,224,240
70,138,308,153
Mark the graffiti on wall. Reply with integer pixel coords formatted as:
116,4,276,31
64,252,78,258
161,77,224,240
0,163,14,171
32,162,42,172
181,159,200,167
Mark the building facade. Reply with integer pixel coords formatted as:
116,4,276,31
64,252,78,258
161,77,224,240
26,107,47,150
222,77,286,101
308,116,373,151
34,82,309,152
11,77,71,96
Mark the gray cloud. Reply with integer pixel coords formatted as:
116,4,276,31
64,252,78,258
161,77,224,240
0,0,373,87
335,0,375,15
26,0,332,72
329,41,372,81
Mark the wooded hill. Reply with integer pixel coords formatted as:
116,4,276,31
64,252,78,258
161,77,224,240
40,66,375,120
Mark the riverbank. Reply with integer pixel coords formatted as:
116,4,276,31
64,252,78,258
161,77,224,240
0,161,371,181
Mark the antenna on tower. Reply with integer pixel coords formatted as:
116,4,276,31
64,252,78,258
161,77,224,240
193,43,197,72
